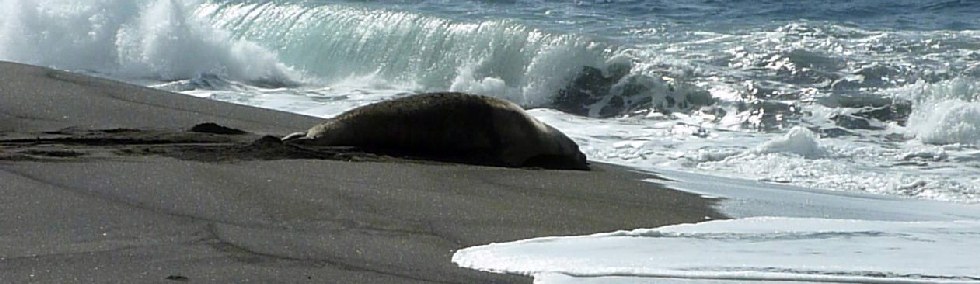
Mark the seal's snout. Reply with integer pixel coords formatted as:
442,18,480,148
281,131,307,142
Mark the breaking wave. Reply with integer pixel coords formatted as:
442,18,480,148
0,0,298,85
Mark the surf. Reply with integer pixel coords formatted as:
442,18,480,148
0,0,298,85
2,0,979,202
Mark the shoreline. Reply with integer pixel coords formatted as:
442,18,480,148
0,61,724,283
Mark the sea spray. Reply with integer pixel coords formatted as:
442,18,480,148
753,126,827,158
4,0,980,203
0,0,297,83
196,2,611,107
904,78,980,146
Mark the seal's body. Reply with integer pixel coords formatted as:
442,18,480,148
283,92,587,169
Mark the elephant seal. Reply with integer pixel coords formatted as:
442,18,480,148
282,92,588,170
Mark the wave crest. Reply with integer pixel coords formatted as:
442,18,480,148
0,0,298,84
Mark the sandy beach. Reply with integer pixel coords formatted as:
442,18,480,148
0,61,722,283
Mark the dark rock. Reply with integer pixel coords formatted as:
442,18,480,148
555,66,616,116
884,133,911,142
189,122,248,135
165,275,189,282
251,135,284,147
23,149,85,157
819,127,856,138
738,100,800,131
555,64,717,118
815,95,912,126
828,100,911,130
850,102,912,126
831,114,882,130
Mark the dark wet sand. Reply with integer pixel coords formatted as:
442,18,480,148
0,61,723,283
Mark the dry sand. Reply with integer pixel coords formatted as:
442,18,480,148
0,61,723,283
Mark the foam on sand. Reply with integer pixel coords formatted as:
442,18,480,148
454,217,980,284
452,168,980,283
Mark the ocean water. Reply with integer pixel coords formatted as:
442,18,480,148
3,0,978,203
456,217,980,283
453,170,980,283
3,0,980,282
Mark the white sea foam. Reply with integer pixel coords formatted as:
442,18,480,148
453,169,980,283
753,126,826,158
529,108,980,203
0,0,297,83
115,5,980,203
196,2,613,107
449,59,520,103
6,1,980,282
904,79,980,146
454,217,980,284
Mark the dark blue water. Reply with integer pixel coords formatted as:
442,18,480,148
326,0,980,37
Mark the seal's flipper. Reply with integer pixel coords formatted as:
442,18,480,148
281,131,308,141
